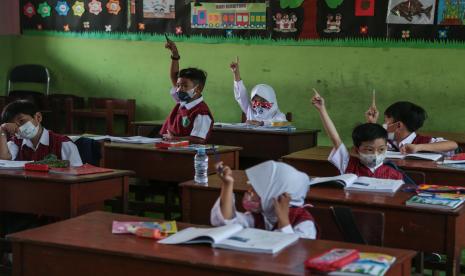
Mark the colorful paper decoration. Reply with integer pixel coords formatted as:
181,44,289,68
437,0,465,25
37,24,43,30
63,24,70,31
280,0,305,9
401,29,410,38
175,26,183,34
107,0,121,15
386,0,436,24
88,0,102,15
324,14,342,33
273,13,298,32
105,25,112,31
438,29,448,38
355,0,375,16
23,2,36,18
83,21,90,29
138,23,145,30
143,0,175,19
191,3,267,30
325,0,344,9
37,2,52,18
72,1,85,17
55,1,70,16
360,25,368,34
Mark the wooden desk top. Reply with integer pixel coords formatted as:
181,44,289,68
282,146,465,174
181,170,465,216
104,143,242,155
8,211,416,276
0,169,133,184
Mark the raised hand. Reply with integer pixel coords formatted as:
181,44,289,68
311,88,325,111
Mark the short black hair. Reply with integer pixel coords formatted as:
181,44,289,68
384,101,427,132
1,100,39,123
178,67,207,87
352,123,387,147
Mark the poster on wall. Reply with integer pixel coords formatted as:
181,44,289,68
386,0,436,24
143,0,175,19
190,2,267,30
437,0,465,25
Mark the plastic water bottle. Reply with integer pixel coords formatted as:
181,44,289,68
194,148,209,185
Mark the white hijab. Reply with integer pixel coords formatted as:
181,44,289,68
245,161,310,230
250,84,280,120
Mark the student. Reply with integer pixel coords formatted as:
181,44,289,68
312,90,403,179
211,160,317,239
366,101,458,155
0,100,82,166
230,57,287,126
160,40,214,144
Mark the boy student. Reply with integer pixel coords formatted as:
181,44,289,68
366,99,458,155
211,160,317,239
160,40,214,144
0,100,82,166
312,89,403,179
230,57,287,126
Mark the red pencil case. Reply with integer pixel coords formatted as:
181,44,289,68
24,163,50,172
305,248,359,272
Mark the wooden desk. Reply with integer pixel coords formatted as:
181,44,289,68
0,169,132,219
131,120,320,166
419,131,465,150
8,211,415,276
103,143,241,182
281,146,465,186
180,171,465,276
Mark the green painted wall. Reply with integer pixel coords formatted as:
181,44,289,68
5,35,465,145
0,36,13,92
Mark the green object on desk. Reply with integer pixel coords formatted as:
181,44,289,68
30,154,70,168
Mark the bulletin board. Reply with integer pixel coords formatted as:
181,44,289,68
19,0,465,48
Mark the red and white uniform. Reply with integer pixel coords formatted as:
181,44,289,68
388,132,452,156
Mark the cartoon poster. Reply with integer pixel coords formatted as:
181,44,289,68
437,0,465,25
386,0,436,24
143,0,175,19
191,2,266,30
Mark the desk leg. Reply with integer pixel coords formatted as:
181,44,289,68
445,215,463,276
121,176,129,214
12,243,22,276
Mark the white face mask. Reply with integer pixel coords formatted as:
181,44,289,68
18,121,39,139
359,152,386,169
383,123,396,141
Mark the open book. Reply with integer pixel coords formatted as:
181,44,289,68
385,151,442,161
68,135,161,144
0,160,31,170
158,224,299,254
310,174,404,194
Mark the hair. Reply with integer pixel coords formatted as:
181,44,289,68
178,67,207,88
352,123,388,147
384,101,427,132
1,100,39,123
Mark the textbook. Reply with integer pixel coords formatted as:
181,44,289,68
310,174,404,194
112,221,177,239
0,160,30,170
385,151,442,161
49,164,113,176
329,252,396,276
214,122,296,132
158,224,299,254
416,184,465,194
305,248,360,272
406,193,465,210
155,140,189,149
438,163,465,171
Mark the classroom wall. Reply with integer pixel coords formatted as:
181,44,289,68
0,36,13,91
4,35,465,145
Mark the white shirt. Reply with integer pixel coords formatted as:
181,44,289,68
169,87,212,139
210,195,317,239
233,80,287,126
7,128,83,167
328,143,383,174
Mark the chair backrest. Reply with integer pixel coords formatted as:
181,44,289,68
241,112,293,123
309,206,385,246
7,64,50,95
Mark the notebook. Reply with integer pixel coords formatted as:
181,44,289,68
49,164,113,176
416,184,465,194
385,151,442,161
158,224,299,254
329,252,396,276
310,174,404,194
406,193,465,210
0,160,31,170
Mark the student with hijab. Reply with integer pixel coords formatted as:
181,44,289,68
210,160,317,239
230,57,287,126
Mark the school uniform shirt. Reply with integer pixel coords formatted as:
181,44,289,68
160,87,213,140
7,128,83,167
388,132,453,156
329,144,403,180
211,160,317,239
234,80,287,126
